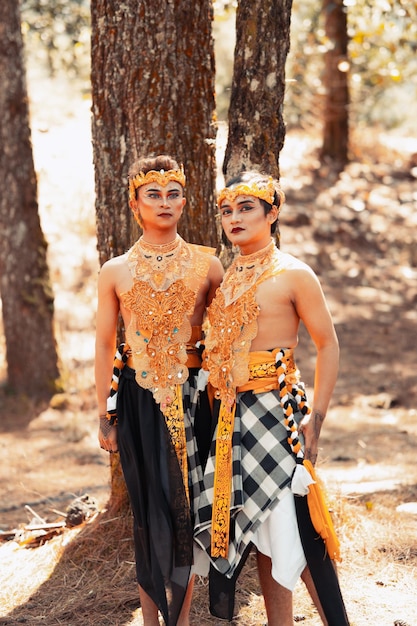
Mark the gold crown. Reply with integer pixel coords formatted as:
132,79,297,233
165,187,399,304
217,178,281,208
129,167,186,201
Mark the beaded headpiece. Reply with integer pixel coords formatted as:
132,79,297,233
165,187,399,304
217,177,284,208
129,167,186,202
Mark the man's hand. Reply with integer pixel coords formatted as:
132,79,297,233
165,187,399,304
98,417,118,453
299,409,325,466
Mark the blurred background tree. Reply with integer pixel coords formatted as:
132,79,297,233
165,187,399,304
213,0,417,145
20,0,417,144
320,0,349,167
0,0,60,400
21,0,91,79
283,0,417,137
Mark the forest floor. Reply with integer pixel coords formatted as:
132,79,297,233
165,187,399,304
0,69,417,626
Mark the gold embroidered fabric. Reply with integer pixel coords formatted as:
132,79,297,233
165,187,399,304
237,349,298,394
204,240,286,407
211,400,236,558
163,383,190,505
121,236,212,410
204,284,260,409
220,239,278,306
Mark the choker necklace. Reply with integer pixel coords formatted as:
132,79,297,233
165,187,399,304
137,235,181,263
128,235,188,290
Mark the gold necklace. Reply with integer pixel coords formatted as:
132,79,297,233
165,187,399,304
222,239,277,305
128,235,188,291
137,235,181,269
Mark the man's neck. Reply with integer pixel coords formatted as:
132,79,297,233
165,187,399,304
239,236,272,256
141,228,178,245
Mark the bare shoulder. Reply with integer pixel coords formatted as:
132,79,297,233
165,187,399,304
279,251,319,282
209,254,224,273
279,250,312,271
98,253,130,292
207,254,224,289
99,252,129,274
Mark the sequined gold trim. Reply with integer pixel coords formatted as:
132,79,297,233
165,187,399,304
164,384,189,504
237,349,298,393
221,239,278,305
218,179,276,207
123,279,195,407
210,401,236,558
204,286,260,408
204,241,285,407
121,237,212,411
129,167,186,202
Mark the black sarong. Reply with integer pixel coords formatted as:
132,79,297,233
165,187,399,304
117,365,211,626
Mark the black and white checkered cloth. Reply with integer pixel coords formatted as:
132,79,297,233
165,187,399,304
194,388,302,577
182,374,205,523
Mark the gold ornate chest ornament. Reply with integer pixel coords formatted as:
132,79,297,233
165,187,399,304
121,235,210,411
204,239,285,407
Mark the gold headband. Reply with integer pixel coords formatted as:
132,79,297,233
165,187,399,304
217,178,281,208
129,167,186,201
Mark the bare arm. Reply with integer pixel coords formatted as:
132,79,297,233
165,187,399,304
292,269,339,464
95,261,120,451
206,256,224,306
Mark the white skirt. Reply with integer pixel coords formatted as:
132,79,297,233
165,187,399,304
252,490,307,591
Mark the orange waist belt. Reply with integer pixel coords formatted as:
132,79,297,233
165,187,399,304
237,349,297,393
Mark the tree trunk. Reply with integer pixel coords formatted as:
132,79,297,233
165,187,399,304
223,0,293,180
0,0,60,400
90,0,217,510
91,0,218,266
320,0,349,167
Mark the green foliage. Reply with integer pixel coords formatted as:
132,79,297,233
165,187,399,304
20,0,417,131
347,0,417,128
21,0,90,78
285,0,417,130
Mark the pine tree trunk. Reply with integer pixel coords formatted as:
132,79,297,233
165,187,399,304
0,0,60,400
90,0,217,510
223,0,293,179
320,0,349,166
91,0,218,266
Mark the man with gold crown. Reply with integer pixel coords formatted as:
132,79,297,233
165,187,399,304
194,171,350,625
95,155,223,626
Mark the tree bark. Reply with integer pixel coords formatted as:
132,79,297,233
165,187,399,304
223,0,293,179
90,0,217,510
91,0,218,267
320,0,349,166
0,0,60,400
